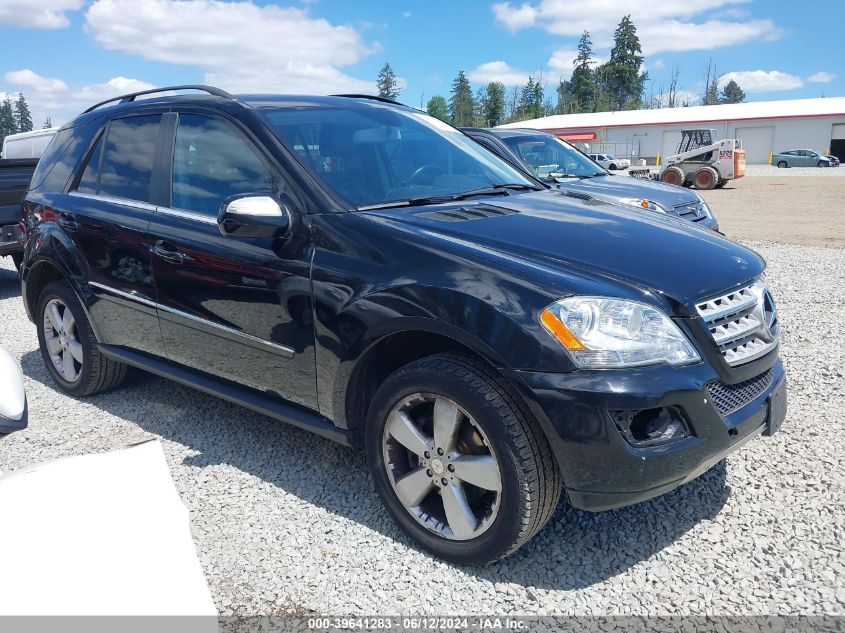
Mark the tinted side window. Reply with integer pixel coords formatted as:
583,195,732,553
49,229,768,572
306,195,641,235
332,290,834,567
96,115,161,203
77,134,104,194
172,114,274,216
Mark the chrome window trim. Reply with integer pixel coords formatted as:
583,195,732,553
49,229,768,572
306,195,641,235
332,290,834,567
155,206,219,225
88,281,294,357
69,191,158,213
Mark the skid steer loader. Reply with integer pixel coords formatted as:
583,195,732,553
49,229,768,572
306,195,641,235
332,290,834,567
659,129,746,190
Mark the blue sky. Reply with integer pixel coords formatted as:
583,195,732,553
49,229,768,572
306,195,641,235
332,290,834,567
0,0,841,125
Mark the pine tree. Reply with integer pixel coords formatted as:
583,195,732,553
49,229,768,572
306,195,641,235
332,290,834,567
569,31,601,113
448,70,474,127
555,79,572,114
483,82,505,127
376,63,400,100
0,97,16,146
720,79,745,104
472,87,487,127
425,95,449,121
42,116,53,129
603,16,646,110
14,94,32,133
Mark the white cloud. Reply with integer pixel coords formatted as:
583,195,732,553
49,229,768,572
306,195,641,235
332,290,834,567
84,0,378,94
652,59,666,70
547,48,607,80
2,74,157,126
492,2,538,32
402,11,412,18
5,69,69,94
468,61,532,86
491,0,781,54
719,70,803,93
0,0,83,29
808,71,835,84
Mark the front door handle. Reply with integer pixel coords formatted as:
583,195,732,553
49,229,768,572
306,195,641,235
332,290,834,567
151,241,185,265
57,214,79,230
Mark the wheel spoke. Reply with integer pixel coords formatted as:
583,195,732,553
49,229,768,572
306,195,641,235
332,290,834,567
441,482,477,539
62,308,76,337
386,410,431,458
451,455,502,492
45,335,63,356
433,397,462,453
394,467,435,508
47,303,63,333
67,339,84,364
62,349,77,381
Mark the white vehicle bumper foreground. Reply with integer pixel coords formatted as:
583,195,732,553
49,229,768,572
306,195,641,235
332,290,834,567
0,440,217,628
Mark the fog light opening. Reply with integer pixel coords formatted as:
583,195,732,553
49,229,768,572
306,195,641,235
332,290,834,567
612,407,690,447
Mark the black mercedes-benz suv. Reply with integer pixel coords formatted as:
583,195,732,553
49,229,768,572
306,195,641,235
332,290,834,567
19,86,786,564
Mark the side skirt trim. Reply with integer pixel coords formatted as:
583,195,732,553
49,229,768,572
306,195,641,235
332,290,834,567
98,345,351,447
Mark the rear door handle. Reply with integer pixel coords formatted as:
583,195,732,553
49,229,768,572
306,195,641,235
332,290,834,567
57,214,79,230
151,241,185,265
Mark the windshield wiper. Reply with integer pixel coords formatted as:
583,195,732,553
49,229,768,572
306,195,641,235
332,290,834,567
356,183,539,211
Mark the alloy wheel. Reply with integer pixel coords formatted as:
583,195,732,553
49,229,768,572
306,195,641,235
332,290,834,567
42,298,83,383
382,393,502,541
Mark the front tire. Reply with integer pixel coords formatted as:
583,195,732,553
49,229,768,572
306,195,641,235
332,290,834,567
818,160,827,168
36,280,127,397
608,163,617,170
661,166,684,186
365,353,562,564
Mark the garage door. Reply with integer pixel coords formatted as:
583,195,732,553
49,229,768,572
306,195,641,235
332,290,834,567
735,126,775,164
661,130,682,161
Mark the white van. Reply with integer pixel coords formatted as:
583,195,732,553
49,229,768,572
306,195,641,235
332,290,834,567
1,128,58,159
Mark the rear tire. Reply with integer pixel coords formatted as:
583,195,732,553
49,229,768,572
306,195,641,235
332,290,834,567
36,280,127,397
365,353,563,565
660,166,684,186
693,166,719,190
777,161,787,168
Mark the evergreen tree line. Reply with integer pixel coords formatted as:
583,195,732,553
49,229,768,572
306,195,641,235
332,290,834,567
375,14,746,127
0,93,34,147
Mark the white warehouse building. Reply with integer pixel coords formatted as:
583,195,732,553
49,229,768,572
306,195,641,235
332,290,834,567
498,97,845,165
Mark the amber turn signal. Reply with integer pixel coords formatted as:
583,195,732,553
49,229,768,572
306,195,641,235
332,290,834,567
540,308,586,351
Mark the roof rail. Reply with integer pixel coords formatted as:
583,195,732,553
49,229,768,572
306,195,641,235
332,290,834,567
332,94,407,107
83,85,235,114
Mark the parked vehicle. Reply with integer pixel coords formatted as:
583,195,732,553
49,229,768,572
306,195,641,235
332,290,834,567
825,155,840,167
588,153,630,170
0,158,39,270
2,128,58,160
660,129,746,189
464,128,718,229
773,149,834,168
0,346,27,434
21,85,786,564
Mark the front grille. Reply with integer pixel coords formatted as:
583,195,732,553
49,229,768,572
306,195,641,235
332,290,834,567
673,201,708,223
696,280,779,366
707,369,774,416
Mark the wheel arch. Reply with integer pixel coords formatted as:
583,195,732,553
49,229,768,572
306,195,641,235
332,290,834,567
23,257,101,341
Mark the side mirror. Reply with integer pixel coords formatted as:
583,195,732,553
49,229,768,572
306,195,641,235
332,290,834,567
0,347,27,434
217,194,291,239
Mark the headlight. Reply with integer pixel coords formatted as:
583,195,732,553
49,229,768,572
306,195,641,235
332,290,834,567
540,297,701,368
618,197,669,214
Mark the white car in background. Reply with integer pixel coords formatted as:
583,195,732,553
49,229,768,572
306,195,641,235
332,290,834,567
0,346,26,434
589,153,630,170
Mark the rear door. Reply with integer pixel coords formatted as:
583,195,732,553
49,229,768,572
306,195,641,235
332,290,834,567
148,110,318,408
67,112,167,356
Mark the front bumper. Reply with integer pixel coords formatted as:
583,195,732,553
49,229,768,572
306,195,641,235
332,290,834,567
507,354,785,512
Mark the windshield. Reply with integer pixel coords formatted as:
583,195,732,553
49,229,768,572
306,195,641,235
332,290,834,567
259,105,535,208
500,134,604,179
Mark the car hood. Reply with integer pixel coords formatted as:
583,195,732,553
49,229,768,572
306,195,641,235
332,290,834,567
362,190,763,311
554,173,698,208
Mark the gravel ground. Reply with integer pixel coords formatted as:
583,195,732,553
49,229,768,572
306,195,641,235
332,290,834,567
0,240,843,617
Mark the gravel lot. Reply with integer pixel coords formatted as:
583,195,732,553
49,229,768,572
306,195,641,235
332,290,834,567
1,236,843,616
